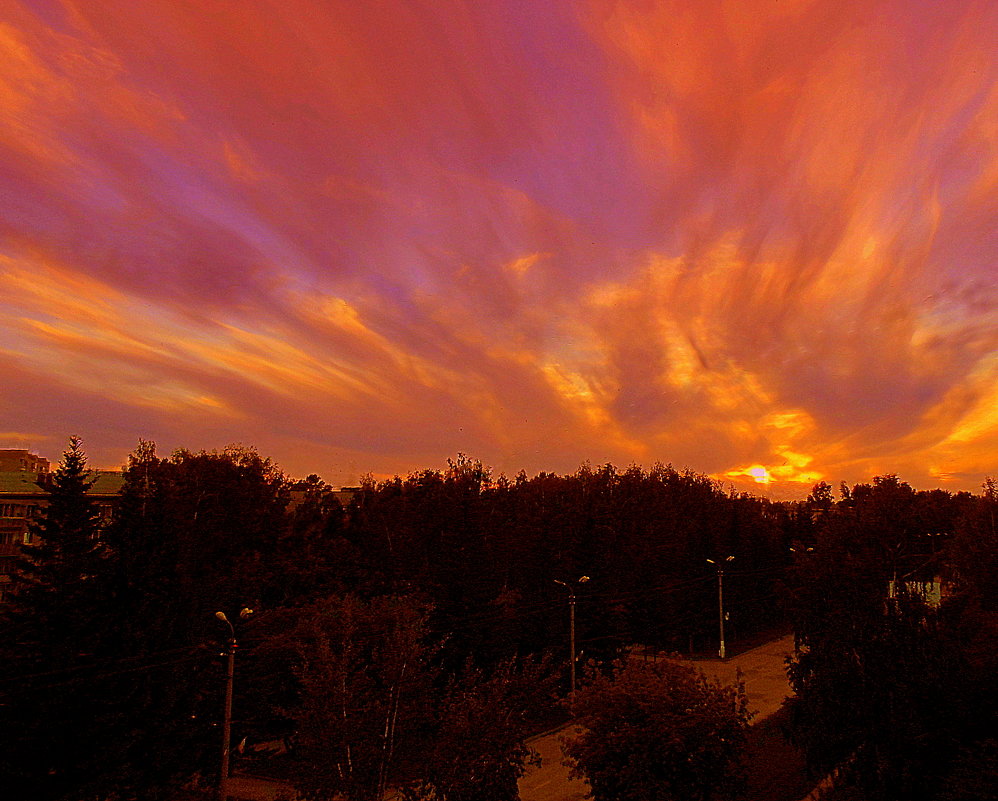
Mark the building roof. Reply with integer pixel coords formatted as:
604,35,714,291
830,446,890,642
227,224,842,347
0,472,44,494
0,471,124,497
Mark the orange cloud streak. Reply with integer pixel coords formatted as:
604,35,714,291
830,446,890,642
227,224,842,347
0,1,993,492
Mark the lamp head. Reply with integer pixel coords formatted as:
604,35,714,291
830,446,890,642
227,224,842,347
215,611,229,623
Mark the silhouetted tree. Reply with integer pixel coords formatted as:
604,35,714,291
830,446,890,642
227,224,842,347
950,477,998,609
785,476,975,801
405,656,556,801
937,739,998,801
94,441,290,798
562,658,751,801
273,474,357,604
0,437,117,800
287,594,439,801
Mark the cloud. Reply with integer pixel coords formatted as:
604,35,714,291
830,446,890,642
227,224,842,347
0,0,994,493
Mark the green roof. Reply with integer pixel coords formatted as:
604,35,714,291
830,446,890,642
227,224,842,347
0,472,43,494
0,471,124,497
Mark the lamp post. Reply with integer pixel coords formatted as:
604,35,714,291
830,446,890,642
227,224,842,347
706,557,734,659
554,575,589,693
215,607,253,801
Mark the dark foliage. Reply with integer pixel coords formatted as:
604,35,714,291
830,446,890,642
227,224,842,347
346,458,790,677
0,440,293,799
784,475,997,801
287,594,439,801
405,655,557,801
0,437,114,800
937,738,998,801
5,434,991,801
92,442,292,797
283,593,554,801
563,658,751,801
948,477,998,609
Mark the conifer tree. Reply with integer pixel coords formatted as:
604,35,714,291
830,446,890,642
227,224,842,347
13,436,103,606
0,436,115,800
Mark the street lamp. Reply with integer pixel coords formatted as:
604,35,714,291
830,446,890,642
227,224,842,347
215,607,253,801
706,557,734,659
554,575,589,694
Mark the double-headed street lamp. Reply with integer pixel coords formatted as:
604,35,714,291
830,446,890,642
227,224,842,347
554,575,589,694
215,607,253,801
706,556,734,659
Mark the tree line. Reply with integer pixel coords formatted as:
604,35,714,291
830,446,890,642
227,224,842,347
0,438,994,800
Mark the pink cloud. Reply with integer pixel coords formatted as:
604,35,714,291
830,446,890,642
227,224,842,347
0,0,994,494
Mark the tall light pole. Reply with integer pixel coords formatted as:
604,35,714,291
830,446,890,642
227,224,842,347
554,575,589,693
706,557,734,659
215,607,253,801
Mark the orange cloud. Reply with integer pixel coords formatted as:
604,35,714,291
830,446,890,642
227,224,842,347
0,1,994,492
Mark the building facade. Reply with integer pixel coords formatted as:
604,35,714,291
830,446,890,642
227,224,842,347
0,449,51,474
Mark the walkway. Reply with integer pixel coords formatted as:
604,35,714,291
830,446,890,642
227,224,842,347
685,633,795,723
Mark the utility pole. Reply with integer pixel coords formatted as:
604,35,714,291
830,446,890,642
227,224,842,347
216,608,253,801
717,567,726,660
554,576,589,693
707,557,734,659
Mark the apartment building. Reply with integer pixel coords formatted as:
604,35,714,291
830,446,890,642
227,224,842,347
0,449,51,474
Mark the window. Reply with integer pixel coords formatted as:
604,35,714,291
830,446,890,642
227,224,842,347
1,504,27,518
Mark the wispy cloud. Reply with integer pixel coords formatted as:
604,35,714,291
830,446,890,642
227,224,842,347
0,0,993,493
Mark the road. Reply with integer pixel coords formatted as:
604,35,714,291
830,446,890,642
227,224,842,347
517,634,796,801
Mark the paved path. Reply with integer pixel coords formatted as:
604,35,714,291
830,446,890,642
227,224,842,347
518,724,589,801
684,633,795,723
518,634,796,801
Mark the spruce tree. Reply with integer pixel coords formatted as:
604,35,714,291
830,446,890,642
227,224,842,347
14,435,103,609
0,436,115,800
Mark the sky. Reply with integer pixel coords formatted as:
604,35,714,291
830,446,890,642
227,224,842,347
0,0,995,497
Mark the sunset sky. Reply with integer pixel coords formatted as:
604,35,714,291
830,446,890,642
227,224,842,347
1,0,995,496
